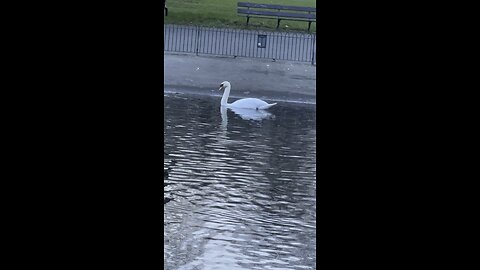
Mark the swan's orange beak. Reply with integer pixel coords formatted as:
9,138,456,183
219,84,224,91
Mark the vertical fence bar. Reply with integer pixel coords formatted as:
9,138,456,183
289,35,293,61
311,33,316,65
207,28,211,54
201,26,205,55
228,29,232,56
195,26,199,55
293,34,297,61
182,26,185,52
220,28,224,56
274,33,278,60
304,34,309,62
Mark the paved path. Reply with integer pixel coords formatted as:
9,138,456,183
164,53,316,104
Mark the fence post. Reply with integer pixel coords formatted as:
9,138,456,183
311,34,316,65
195,26,200,56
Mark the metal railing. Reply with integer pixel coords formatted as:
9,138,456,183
164,24,316,65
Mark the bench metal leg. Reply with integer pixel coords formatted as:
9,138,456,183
277,19,281,29
308,21,312,31
246,16,250,26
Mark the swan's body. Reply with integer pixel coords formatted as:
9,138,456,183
230,106,274,120
219,81,277,110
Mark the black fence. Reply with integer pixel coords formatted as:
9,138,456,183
164,24,316,65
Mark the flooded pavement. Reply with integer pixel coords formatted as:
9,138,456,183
164,92,316,270
164,53,316,104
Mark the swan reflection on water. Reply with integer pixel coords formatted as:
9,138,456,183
220,105,274,126
219,105,275,145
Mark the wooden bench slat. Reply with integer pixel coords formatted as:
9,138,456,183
238,2,315,12
276,12,316,20
238,9,316,20
238,9,279,17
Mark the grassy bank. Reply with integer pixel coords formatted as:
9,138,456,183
164,0,316,32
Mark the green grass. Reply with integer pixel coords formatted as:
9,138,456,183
164,0,316,32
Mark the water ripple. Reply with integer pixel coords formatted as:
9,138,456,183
165,93,316,270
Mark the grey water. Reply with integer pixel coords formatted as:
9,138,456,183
164,92,316,270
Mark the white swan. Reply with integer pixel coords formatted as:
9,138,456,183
219,81,277,110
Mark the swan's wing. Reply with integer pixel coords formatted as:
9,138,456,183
230,98,268,109
258,103,277,110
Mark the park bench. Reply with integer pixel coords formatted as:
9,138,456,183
237,2,316,31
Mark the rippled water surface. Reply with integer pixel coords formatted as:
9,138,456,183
164,93,316,270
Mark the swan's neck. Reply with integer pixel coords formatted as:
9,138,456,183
221,85,230,106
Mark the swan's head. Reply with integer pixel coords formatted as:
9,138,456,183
219,81,230,91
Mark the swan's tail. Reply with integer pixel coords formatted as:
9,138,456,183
259,103,277,110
